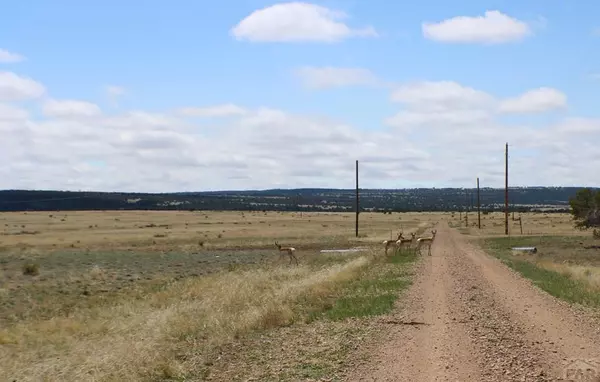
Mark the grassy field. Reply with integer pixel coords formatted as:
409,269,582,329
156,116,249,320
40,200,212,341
3,209,597,380
449,211,600,309
0,210,436,381
446,210,582,237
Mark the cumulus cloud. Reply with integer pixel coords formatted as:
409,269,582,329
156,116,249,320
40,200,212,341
383,80,596,187
422,10,532,44
293,66,380,89
0,103,28,121
0,70,596,192
498,87,567,114
42,99,102,118
391,81,495,111
176,104,247,117
0,71,45,101
0,49,25,63
230,2,377,42
387,81,567,131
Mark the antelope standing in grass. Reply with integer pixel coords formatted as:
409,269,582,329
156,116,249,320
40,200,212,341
383,232,403,255
275,241,299,265
397,232,416,253
416,230,437,256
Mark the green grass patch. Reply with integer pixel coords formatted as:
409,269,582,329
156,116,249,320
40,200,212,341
309,250,417,322
482,236,600,308
295,362,328,379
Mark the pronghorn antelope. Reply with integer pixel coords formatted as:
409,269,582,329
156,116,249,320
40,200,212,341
416,230,437,256
383,232,403,255
396,232,416,253
275,241,299,265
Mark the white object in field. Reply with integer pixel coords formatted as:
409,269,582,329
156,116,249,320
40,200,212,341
511,246,538,253
320,247,368,254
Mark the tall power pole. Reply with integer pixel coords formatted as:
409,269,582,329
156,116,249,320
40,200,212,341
465,188,469,226
505,143,509,235
477,177,481,229
355,160,359,237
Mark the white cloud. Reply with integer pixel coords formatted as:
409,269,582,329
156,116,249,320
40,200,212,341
387,81,567,131
0,49,25,63
294,66,380,89
3,95,598,192
0,103,28,121
385,109,491,129
422,10,531,44
382,80,596,187
391,81,495,111
0,71,596,191
498,87,567,114
554,117,600,134
42,99,102,118
230,2,377,43
0,71,45,101
176,104,247,117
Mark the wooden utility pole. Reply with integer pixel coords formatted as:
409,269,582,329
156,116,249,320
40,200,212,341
505,143,509,235
477,177,481,229
518,216,523,235
355,160,359,237
465,189,469,226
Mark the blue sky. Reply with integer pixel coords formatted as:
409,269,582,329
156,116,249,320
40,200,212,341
1,1,600,191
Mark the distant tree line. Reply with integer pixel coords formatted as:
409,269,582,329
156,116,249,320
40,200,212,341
0,187,593,213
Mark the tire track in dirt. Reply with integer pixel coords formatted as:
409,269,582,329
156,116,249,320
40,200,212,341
344,227,600,381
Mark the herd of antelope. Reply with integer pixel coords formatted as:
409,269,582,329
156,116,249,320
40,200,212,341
274,228,437,266
382,229,437,256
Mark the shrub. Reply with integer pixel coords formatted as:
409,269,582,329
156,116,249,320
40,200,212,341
22,263,40,276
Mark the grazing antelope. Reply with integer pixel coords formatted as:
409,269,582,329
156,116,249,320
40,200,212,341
275,241,299,265
396,232,417,253
416,230,437,256
383,232,403,255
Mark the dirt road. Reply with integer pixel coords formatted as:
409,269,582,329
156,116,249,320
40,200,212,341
345,227,600,381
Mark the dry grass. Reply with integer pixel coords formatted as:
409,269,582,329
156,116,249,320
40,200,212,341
482,230,600,308
536,261,600,290
452,210,600,306
0,210,442,253
1,256,371,381
0,210,434,381
445,211,582,237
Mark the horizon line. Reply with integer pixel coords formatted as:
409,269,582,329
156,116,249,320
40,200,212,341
0,185,597,194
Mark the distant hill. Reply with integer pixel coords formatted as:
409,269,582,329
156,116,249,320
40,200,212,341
0,187,594,212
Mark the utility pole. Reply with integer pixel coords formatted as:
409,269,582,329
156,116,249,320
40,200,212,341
477,177,481,229
465,189,469,226
355,160,359,237
505,143,509,235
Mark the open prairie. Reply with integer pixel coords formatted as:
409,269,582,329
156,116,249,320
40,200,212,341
0,210,434,381
2,210,600,381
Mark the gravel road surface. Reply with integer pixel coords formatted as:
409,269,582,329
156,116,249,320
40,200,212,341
345,227,600,381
